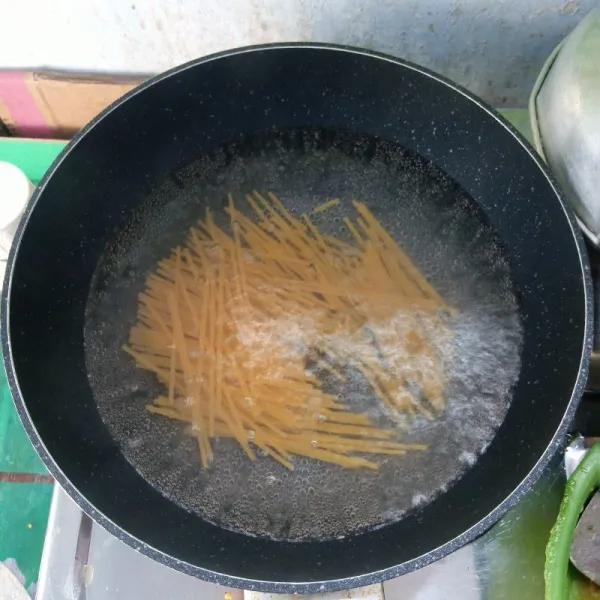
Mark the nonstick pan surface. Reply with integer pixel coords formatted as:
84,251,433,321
1,44,592,593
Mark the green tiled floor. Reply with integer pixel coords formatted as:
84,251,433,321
0,370,53,587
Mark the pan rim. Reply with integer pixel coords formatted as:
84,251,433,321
1,42,593,594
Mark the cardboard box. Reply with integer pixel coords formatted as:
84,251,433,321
0,71,147,139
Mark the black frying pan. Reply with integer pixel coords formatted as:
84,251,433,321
1,44,592,593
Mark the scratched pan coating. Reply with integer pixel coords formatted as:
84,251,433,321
84,127,522,541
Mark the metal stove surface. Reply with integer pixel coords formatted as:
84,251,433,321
36,448,571,600
37,485,239,600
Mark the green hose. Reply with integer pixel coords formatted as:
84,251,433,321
545,442,600,600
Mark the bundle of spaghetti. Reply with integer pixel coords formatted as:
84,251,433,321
124,191,452,470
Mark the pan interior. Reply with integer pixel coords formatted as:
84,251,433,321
84,127,522,541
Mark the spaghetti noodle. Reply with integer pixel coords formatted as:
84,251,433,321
124,192,451,470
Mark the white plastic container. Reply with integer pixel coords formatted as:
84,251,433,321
0,161,34,288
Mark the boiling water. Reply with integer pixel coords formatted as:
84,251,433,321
84,128,523,541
